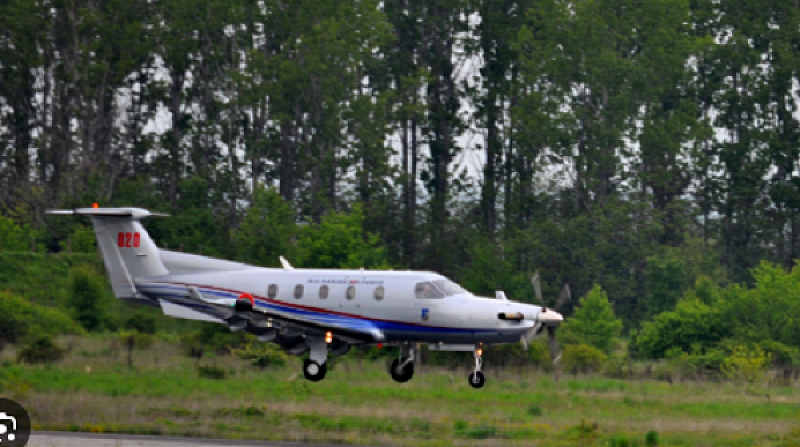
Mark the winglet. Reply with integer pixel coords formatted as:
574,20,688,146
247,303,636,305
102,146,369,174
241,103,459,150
496,291,508,301
279,256,294,270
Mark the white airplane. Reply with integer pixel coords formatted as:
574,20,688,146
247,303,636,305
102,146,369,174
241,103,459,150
49,206,564,388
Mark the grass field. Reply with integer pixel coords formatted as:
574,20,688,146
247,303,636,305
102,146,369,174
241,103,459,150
1,336,799,447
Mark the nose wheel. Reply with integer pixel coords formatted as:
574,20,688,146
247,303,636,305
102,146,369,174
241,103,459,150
467,348,485,389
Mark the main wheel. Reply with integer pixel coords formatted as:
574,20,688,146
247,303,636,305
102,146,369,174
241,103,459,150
468,371,485,389
303,359,327,382
390,358,414,383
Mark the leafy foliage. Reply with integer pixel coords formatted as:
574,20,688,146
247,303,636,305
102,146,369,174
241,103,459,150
560,343,608,374
560,285,622,353
299,205,388,269
16,335,65,364
67,267,109,332
0,290,83,346
232,343,288,369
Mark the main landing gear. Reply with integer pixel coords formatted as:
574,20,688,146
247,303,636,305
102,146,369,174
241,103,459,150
303,359,327,382
468,348,485,389
303,336,329,382
390,344,416,383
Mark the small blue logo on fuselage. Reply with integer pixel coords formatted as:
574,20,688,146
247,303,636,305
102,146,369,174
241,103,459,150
421,308,429,321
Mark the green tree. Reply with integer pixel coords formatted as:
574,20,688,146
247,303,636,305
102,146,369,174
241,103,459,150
299,205,388,269
67,267,109,332
0,216,31,251
560,285,622,354
236,187,300,267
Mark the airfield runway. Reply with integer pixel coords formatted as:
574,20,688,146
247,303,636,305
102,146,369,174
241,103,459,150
28,432,374,447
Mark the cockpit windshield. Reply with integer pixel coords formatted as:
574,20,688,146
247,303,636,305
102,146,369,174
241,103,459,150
415,280,467,298
433,280,466,296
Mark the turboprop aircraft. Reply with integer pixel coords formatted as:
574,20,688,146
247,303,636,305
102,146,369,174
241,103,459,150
48,206,564,388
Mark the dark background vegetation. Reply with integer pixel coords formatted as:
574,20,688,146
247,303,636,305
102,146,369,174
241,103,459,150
2,0,800,375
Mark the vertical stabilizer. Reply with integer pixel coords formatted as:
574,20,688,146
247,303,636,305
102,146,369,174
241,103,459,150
47,208,168,299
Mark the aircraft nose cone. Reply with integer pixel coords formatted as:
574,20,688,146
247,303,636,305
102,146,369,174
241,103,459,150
538,309,563,327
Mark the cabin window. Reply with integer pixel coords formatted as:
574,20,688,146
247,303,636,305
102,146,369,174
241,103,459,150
415,282,445,299
294,284,304,299
346,285,356,300
374,286,385,301
319,285,329,299
267,284,278,299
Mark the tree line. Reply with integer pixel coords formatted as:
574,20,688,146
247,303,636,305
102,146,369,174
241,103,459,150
2,0,800,338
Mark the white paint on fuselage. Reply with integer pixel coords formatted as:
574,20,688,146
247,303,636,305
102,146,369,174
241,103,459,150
141,267,543,345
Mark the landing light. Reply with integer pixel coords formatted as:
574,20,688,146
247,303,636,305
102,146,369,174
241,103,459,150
325,331,333,344
475,348,483,357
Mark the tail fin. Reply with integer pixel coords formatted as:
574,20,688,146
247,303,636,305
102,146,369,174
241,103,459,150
48,208,169,299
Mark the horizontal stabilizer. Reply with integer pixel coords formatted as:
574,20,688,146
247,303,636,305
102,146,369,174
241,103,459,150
47,207,169,219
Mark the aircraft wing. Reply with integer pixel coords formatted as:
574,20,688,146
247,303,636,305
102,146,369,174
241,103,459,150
146,283,383,344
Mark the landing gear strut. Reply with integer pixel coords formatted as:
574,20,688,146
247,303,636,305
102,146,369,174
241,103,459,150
390,344,416,383
467,348,485,389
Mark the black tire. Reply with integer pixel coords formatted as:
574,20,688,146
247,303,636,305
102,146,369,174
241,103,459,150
303,359,327,382
468,371,485,389
390,358,414,383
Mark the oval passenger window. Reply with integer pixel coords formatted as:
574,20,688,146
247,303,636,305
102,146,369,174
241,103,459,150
267,284,278,299
374,286,385,301
346,285,356,300
294,284,304,299
319,285,329,299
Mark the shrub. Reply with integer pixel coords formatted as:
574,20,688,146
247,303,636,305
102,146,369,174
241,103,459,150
645,430,659,447
0,290,83,346
16,335,65,364
561,343,607,374
526,340,552,368
123,313,157,335
527,403,542,416
721,344,769,383
559,285,622,354
197,365,227,380
232,343,287,369
67,267,108,332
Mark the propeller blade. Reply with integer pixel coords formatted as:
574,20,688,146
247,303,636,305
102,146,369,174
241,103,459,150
547,326,559,361
532,271,543,305
520,326,537,351
554,284,571,312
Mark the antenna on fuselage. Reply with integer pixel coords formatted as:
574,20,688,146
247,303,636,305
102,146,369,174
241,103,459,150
279,256,294,270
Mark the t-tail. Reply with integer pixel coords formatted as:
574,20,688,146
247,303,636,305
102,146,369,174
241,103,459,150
47,207,169,301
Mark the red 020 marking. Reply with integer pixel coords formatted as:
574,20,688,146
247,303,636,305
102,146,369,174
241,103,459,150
117,232,141,248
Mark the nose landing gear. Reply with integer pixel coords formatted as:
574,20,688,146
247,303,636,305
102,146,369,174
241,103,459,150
467,348,485,389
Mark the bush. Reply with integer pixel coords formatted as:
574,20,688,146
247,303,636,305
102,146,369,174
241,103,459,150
233,343,287,369
197,365,227,380
67,267,109,332
645,430,659,447
561,343,607,374
527,404,542,416
0,290,83,346
123,313,157,335
559,285,622,354
16,335,65,364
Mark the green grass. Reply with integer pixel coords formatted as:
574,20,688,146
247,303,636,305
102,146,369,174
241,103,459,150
1,336,798,447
